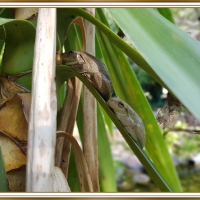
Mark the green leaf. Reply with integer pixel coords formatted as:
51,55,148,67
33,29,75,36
67,148,81,192
106,8,200,123
0,18,35,75
0,147,9,192
0,8,14,19
64,24,83,52
57,8,80,52
14,73,32,91
95,8,181,191
100,107,113,136
97,104,116,192
76,90,84,142
157,8,175,23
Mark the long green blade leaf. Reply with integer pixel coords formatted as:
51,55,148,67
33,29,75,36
97,104,116,192
106,8,200,122
157,8,175,23
95,8,181,192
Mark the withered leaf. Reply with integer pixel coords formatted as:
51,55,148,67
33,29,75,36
18,93,31,123
0,94,28,141
0,76,27,108
0,130,27,154
0,132,26,172
6,165,26,192
157,92,182,129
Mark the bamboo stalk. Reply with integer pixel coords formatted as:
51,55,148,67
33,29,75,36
83,8,99,192
26,8,57,192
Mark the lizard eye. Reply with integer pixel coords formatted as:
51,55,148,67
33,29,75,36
118,102,124,108
69,50,75,55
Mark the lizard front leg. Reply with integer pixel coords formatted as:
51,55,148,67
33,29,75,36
81,73,92,82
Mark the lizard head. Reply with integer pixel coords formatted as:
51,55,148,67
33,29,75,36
61,50,85,66
107,97,128,115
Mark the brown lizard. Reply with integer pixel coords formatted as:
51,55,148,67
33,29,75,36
61,50,114,101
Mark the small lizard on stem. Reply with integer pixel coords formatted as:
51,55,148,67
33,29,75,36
61,50,114,101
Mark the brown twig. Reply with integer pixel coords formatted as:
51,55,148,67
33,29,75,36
163,128,200,137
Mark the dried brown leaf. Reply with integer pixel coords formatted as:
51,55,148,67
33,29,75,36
0,132,26,172
6,165,26,191
14,8,38,20
0,76,27,108
18,93,31,122
0,94,28,141
157,93,182,129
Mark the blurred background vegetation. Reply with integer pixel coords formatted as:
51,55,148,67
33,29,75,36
103,8,200,192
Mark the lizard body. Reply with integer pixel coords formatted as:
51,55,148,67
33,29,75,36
61,50,114,101
107,96,146,148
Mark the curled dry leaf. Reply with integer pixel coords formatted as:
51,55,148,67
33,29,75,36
157,92,182,129
0,79,31,172
0,132,26,172
0,131,27,155
18,93,31,123
57,131,93,192
14,8,38,20
0,94,28,142
0,76,27,109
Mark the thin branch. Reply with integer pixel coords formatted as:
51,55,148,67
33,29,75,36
163,128,200,137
